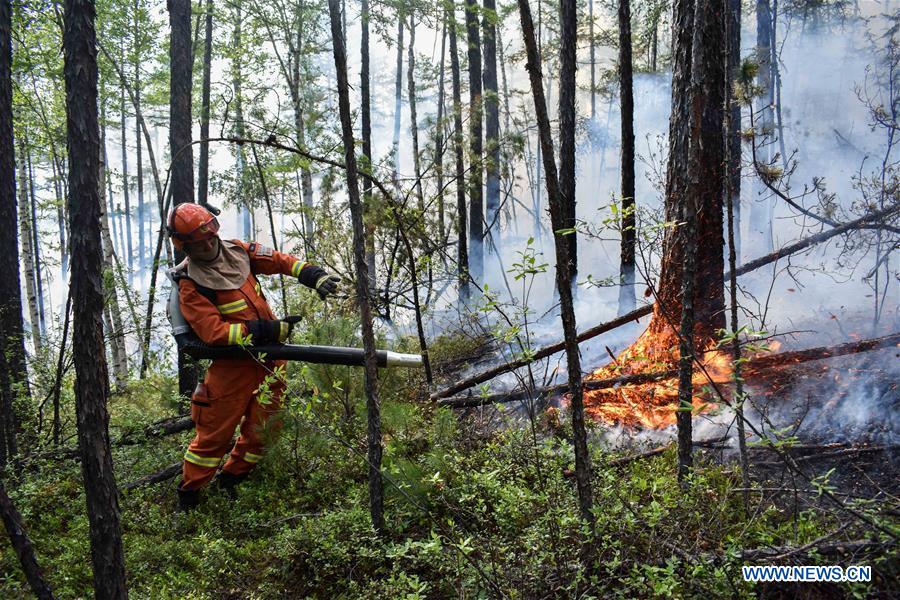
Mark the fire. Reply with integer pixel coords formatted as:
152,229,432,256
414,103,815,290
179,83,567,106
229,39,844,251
578,326,734,429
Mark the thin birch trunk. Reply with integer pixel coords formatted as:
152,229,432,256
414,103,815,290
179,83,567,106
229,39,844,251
407,14,425,214
17,137,41,355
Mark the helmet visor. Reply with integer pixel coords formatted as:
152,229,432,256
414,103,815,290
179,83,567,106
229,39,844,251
173,216,220,242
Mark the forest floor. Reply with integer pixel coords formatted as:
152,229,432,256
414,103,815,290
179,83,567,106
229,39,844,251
1,318,897,598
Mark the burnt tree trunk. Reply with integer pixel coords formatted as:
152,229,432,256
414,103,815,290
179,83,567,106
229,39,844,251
465,0,484,284
558,0,578,293
649,0,726,343
0,0,26,463
518,0,595,528
483,0,501,253
169,0,198,402
197,0,213,207
0,480,55,599
327,0,384,534
63,0,129,594
618,0,636,314
449,7,469,302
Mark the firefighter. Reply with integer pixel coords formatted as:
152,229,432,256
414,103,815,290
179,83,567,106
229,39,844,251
167,203,339,511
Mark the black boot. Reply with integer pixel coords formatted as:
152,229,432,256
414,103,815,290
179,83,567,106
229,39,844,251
176,482,201,513
213,471,248,499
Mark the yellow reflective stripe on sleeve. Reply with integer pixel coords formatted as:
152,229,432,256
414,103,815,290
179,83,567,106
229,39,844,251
254,282,261,295
216,299,248,315
243,452,263,464
228,323,243,345
291,261,307,277
185,451,223,468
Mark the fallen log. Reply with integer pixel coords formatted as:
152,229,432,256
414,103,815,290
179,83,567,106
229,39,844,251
741,539,892,561
430,204,900,401
562,436,729,475
121,462,182,491
744,332,900,374
145,415,193,437
439,332,899,409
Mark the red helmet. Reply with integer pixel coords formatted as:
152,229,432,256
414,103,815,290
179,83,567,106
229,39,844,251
167,203,220,250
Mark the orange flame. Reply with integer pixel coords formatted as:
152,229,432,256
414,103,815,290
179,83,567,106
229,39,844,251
578,326,733,429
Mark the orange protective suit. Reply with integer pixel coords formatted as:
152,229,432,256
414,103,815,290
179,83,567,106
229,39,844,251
176,240,311,490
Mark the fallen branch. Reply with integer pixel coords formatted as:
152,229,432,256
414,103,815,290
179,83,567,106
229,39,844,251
120,462,182,491
439,332,900,409
562,436,729,474
430,203,900,400
740,539,892,561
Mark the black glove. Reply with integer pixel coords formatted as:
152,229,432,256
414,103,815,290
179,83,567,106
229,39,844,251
298,265,341,300
243,319,291,344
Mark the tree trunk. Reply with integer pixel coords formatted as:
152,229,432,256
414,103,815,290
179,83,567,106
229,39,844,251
726,0,741,262
558,0,578,295
26,143,45,338
749,0,774,257
0,0,26,463
100,117,129,392
648,0,726,343
589,0,596,121
618,0,636,314
327,0,384,533
435,17,447,247
17,136,41,355
406,14,425,214
62,0,129,594
134,0,146,276
517,0,595,529
360,0,376,291
448,6,468,302
483,0,501,254
0,480,55,599
465,0,483,284
119,43,132,285
197,0,213,207
392,15,404,179
231,0,251,238
169,0,198,403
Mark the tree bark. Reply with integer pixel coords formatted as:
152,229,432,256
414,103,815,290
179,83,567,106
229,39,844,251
648,0,726,343
360,0,376,291
448,7,469,302
0,480,55,599
465,0,484,284
63,0,129,594
197,0,213,207
327,0,384,533
483,0,500,253
0,0,25,464
617,0,636,314
558,0,578,294
169,0,198,402
726,0,742,262
517,0,594,529
17,136,41,355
